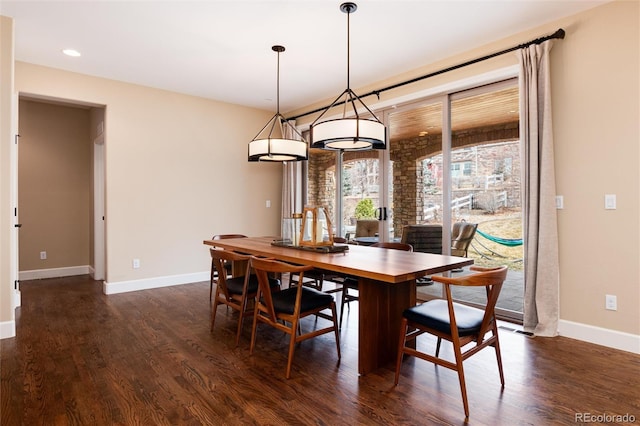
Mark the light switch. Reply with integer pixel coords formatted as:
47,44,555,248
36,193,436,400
266,200,271,208
604,194,616,210
555,195,564,209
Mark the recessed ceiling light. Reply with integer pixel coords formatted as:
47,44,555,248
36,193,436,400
62,49,81,57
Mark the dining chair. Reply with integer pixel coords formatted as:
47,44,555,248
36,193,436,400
400,224,442,254
394,265,508,418
339,241,413,329
209,234,247,301
249,257,341,379
290,236,349,294
401,224,442,286
210,248,280,347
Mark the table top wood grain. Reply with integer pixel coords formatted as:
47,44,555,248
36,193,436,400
204,236,473,283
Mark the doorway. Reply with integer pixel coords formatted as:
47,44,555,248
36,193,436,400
17,96,106,283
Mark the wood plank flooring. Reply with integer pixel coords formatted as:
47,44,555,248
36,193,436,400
2,275,639,425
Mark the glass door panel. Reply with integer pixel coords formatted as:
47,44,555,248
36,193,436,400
386,100,444,300
342,151,380,243
306,148,338,238
449,81,523,320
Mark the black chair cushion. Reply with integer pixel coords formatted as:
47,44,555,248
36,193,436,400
403,299,485,336
270,287,333,314
226,275,280,295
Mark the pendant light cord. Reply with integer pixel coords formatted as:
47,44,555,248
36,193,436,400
346,5,351,91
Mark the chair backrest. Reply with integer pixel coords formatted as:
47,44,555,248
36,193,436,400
250,257,313,320
210,248,251,298
432,265,508,341
400,224,442,254
451,222,478,257
355,220,378,237
370,242,413,251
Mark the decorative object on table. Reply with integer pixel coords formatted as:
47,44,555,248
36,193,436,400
299,206,334,247
248,45,308,162
309,2,386,151
281,213,303,246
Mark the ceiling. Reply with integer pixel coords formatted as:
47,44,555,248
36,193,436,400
389,85,519,140
2,1,607,114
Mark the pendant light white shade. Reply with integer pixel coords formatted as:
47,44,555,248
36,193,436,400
310,2,386,151
248,45,308,162
248,137,308,162
311,117,386,150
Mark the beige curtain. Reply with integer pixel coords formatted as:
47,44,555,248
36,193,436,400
281,121,305,229
518,40,559,337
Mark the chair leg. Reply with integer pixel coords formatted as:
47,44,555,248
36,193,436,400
249,306,260,355
493,334,505,387
286,319,298,379
235,297,248,347
210,293,220,332
210,260,217,302
339,288,346,329
435,336,442,357
330,301,341,360
453,344,470,418
339,287,351,329
394,318,409,385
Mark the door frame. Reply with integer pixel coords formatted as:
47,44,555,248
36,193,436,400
10,93,20,309
93,132,105,280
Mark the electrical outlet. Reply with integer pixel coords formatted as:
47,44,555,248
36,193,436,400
132,258,140,269
605,294,617,311
40,251,47,260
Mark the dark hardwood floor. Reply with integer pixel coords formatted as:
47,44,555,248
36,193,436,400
2,275,639,425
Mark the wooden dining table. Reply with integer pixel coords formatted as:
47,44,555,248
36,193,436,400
203,236,473,375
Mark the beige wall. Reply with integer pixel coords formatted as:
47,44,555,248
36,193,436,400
13,65,282,286
18,100,91,271
291,0,640,339
1,16,15,328
2,1,638,343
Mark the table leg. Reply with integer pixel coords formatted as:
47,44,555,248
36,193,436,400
357,278,416,375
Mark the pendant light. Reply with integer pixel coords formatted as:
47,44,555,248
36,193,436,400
248,45,308,162
310,2,386,151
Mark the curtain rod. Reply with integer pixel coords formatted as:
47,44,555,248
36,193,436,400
287,28,565,121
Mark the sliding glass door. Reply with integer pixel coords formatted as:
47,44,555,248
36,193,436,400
382,79,523,320
304,79,523,321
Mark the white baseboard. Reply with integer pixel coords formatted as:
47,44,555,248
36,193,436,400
103,271,209,295
19,265,90,281
0,320,16,339
559,319,640,354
